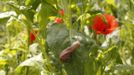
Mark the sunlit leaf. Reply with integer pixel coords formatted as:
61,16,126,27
106,0,116,6
15,53,43,75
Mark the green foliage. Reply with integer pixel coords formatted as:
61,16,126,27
0,0,134,75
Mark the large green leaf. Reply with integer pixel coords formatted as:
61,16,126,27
47,24,98,75
15,54,43,75
37,2,57,30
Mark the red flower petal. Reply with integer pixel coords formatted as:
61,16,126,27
30,30,38,43
92,14,118,35
54,17,63,24
59,9,64,16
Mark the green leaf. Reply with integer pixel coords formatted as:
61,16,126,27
37,2,57,29
47,24,98,75
8,2,35,22
0,17,9,25
45,0,57,5
25,0,36,6
47,24,69,55
15,54,43,75
106,0,116,7
6,17,24,36
25,0,41,10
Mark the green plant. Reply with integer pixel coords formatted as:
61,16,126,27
0,0,134,75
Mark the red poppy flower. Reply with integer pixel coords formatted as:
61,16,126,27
59,9,64,16
54,17,63,24
30,30,38,43
92,14,118,35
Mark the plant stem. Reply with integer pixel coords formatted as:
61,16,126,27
5,64,9,75
25,67,29,75
62,0,73,43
